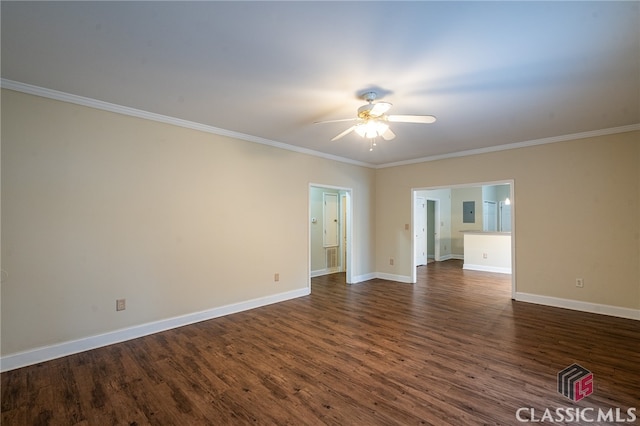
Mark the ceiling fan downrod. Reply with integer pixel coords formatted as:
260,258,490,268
362,91,378,103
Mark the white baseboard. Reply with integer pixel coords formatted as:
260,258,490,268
463,263,512,274
12,284,634,373
436,254,453,261
310,268,342,278
350,272,413,284
317,271,411,284
351,272,377,284
0,287,310,372
376,272,414,283
310,269,324,278
515,292,640,321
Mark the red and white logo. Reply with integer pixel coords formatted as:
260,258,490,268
558,363,593,402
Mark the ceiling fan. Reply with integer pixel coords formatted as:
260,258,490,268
316,92,437,144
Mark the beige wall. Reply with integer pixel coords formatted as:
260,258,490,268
451,186,484,255
2,88,638,360
376,130,640,309
1,90,376,355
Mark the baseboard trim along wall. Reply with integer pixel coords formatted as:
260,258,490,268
5,286,637,372
376,272,413,283
351,272,377,283
0,287,310,373
463,263,512,274
310,269,328,278
313,271,410,284
515,292,640,321
310,268,342,278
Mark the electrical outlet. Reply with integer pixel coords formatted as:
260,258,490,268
576,278,584,288
274,273,280,282
116,298,126,311
389,258,394,266
483,253,488,259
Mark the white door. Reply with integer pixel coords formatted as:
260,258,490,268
483,201,498,232
500,202,512,232
415,197,427,266
323,193,339,247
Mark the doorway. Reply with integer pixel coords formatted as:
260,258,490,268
415,197,427,266
414,196,441,267
309,184,354,285
411,182,516,298
427,200,437,262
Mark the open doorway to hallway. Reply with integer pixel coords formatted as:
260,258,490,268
415,197,440,266
309,184,354,285
411,181,515,298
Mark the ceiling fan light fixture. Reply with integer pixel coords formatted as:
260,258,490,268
354,120,389,139
315,90,434,143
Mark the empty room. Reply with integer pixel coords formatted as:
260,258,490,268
1,2,639,424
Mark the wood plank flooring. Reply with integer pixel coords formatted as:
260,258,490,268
2,260,639,425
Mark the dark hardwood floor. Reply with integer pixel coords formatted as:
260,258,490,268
2,260,639,425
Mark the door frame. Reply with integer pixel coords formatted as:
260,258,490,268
413,196,441,266
414,196,428,266
309,183,354,285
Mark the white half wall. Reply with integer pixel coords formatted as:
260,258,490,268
462,232,512,274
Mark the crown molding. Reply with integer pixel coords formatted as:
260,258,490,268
0,79,375,169
376,123,640,169
3,79,637,171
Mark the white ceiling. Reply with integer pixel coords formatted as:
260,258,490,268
2,1,639,166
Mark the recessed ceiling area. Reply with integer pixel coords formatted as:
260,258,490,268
2,1,638,166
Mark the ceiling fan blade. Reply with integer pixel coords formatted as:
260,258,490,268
369,102,392,117
314,118,358,124
331,125,356,141
387,114,437,124
381,127,396,141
